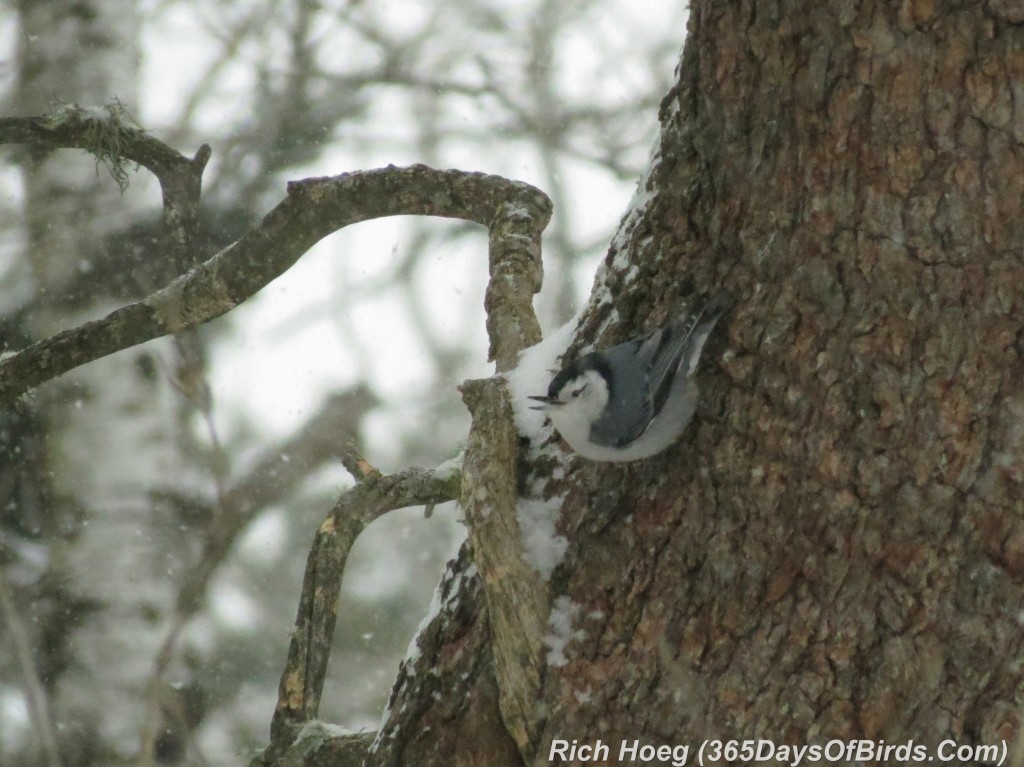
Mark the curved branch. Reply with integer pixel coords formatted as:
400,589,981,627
0,107,208,187
267,463,463,758
0,164,551,403
0,106,211,269
4,114,556,764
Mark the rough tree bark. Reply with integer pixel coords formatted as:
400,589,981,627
333,3,1024,766
4,2,1023,766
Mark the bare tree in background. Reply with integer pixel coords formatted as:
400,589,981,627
3,3,201,765
0,1,680,765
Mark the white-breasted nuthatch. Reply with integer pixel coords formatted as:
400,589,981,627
528,293,732,462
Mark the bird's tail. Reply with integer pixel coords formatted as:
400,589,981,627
677,291,734,377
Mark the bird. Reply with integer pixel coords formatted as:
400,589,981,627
528,293,732,461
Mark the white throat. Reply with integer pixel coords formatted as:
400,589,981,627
546,370,608,455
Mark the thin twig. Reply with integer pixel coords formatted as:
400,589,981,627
338,439,381,482
0,569,63,767
140,335,226,767
138,614,187,767
139,387,377,765
172,387,379,615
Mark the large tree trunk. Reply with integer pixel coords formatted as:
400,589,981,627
364,3,1024,765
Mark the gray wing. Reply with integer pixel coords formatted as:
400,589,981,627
648,293,732,411
587,334,656,447
589,294,731,448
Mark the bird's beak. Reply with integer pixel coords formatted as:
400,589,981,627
527,394,558,411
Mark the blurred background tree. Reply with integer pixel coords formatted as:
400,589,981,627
0,0,684,763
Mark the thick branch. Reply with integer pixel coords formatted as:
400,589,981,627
267,464,462,757
0,164,551,403
460,377,549,754
263,541,512,767
3,111,556,762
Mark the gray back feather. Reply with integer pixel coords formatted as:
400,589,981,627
588,294,730,447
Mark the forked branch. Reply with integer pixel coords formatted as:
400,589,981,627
3,110,556,766
0,158,549,402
